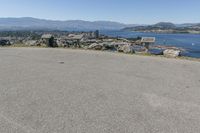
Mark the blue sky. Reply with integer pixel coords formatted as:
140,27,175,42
0,0,200,24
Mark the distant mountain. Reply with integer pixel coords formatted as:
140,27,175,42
123,22,177,31
122,22,200,34
0,18,199,32
193,23,200,27
176,23,198,27
0,17,137,31
153,22,176,29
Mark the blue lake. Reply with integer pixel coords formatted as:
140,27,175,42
100,30,200,58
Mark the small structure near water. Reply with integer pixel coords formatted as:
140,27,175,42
141,37,156,52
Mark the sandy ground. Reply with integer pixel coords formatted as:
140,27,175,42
0,47,200,133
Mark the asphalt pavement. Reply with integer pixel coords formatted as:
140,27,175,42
0,48,200,133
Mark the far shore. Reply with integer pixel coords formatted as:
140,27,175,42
125,30,200,34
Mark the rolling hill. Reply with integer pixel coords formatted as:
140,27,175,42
0,17,136,31
122,22,200,34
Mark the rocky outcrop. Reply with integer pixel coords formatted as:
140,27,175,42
88,43,103,50
24,40,38,46
118,45,135,54
163,49,181,58
101,43,116,50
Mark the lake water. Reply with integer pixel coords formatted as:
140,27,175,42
101,30,200,58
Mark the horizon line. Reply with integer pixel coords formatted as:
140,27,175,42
0,16,200,25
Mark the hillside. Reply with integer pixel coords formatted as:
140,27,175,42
123,22,200,34
154,22,176,28
0,17,131,31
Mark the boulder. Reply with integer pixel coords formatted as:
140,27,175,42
88,43,103,50
118,45,135,54
102,43,115,50
163,49,181,58
24,40,38,46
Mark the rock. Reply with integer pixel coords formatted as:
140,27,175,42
56,40,66,47
111,42,131,49
24,40,38,46
118,45,135,54
163,49,181,58
88,43,103,50
135,40,142,45
102,43,115,50
132,45,146,52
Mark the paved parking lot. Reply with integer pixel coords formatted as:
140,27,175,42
0,48,200,133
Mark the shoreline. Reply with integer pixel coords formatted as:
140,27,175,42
126,31,200,34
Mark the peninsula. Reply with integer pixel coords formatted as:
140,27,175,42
123,22,200,34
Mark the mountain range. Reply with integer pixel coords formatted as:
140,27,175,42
0,17,199,31
0,17,137,31
122,22,200,34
